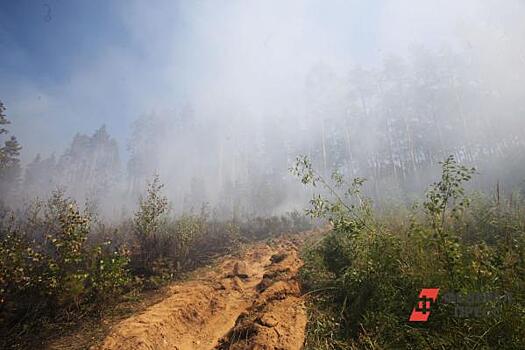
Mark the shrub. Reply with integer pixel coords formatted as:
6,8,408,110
293,155,525,349
0,174,313,347
132,174,169,276
0,191,130,344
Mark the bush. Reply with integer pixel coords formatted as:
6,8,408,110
294,155,525,349
0,175,313,347
132,174,169,276
0,190,130,346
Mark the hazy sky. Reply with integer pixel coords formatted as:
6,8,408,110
0,0,522,163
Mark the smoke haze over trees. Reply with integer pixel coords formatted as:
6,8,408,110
2,2,525,348
1,0,525,215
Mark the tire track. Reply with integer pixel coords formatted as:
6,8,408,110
98,235,308,350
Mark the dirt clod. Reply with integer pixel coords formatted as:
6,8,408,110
233,261,250,278
270,252,287,264
258,314,279,327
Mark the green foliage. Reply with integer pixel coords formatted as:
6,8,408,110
172,213,206,266
132,174,169,275
0,172,312,347
424,155,476,228
0,100,22,199
291,155,372,235
422,155,476,287
134,174,169,241
294,155,525,349
88,242,130,302
131,177,214,281
0,191,130,345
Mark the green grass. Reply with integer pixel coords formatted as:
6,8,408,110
295,155,525,349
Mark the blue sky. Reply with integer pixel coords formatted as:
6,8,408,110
1,1,190,161
0,0,500,163
1,1,175,159
1,1,127,82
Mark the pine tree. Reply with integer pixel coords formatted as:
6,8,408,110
57,125,120,202
0,100,22,198
23,153,57,198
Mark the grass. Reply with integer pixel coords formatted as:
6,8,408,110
295,155,525,349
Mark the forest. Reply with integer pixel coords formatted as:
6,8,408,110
5,47,525,217
1,1,524,349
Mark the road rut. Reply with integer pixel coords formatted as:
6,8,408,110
98,235,308,350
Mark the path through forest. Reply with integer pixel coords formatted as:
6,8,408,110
97,233,310,350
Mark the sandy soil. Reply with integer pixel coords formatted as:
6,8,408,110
97,234,309,350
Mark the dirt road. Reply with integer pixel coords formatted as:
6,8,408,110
98,234,309,350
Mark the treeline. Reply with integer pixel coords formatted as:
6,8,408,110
23,126,121,207
301,49,525,198
0,101,122,213
119,48,525,211
4,47,525,217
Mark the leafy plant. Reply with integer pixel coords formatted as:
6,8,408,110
423,155,476,286
0,191,130,346
295,155,525,349
132,174,169,275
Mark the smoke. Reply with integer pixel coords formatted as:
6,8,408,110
1,0,525,216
